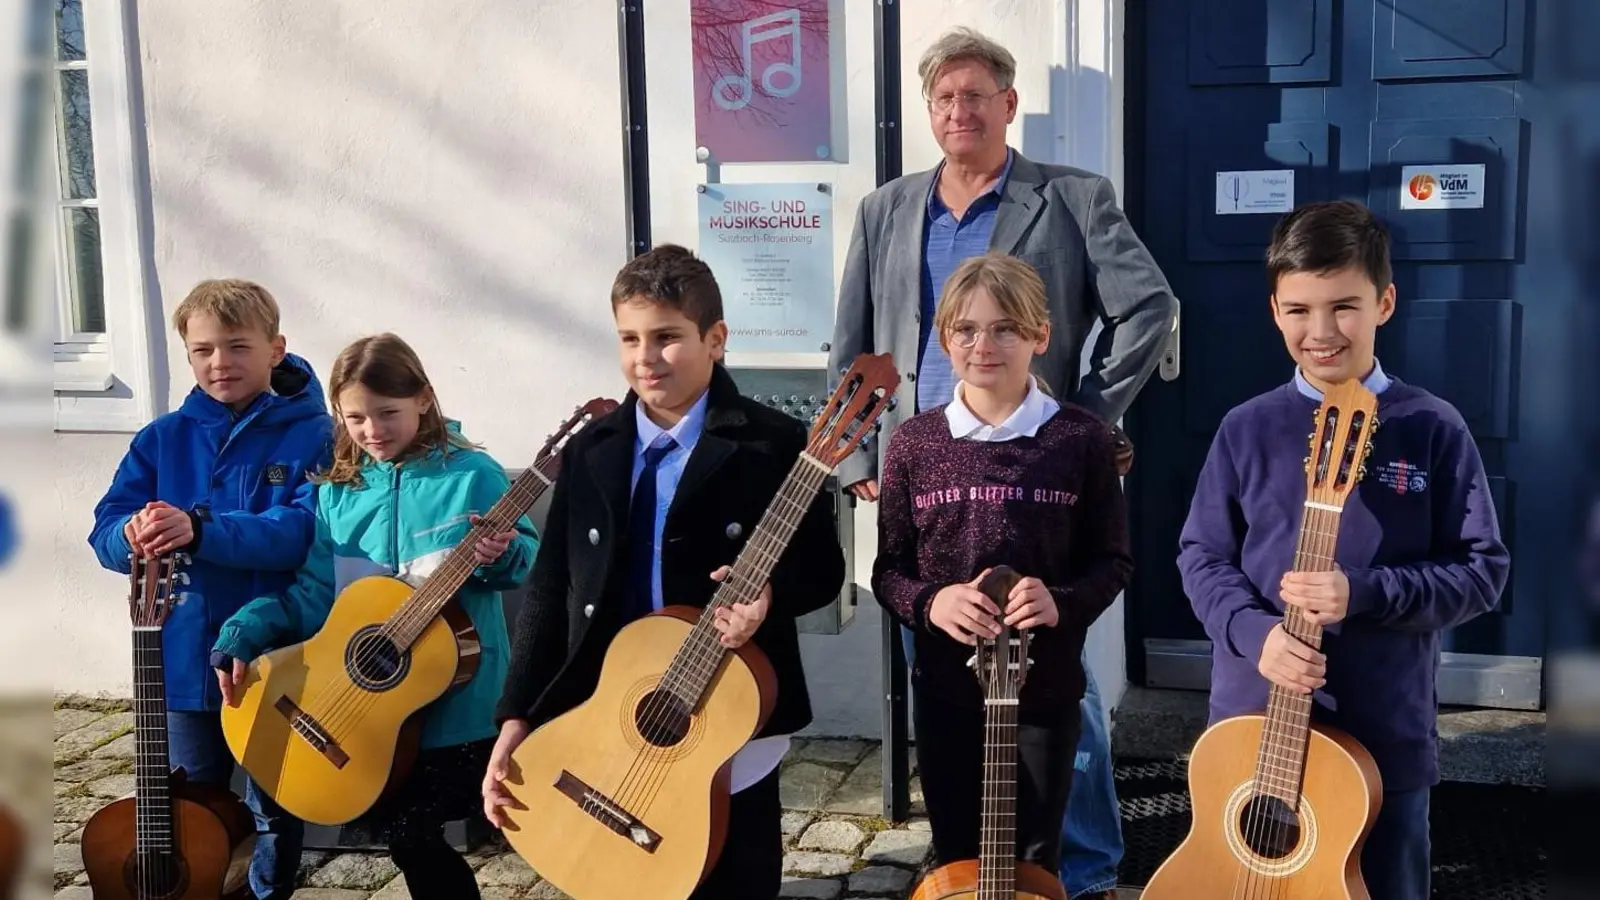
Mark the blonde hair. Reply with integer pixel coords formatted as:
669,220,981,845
172,278,281,339
917,27,1017,99
320,333,478,486
934,253,1051,356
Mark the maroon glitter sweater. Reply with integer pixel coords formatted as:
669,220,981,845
871,403,1133,713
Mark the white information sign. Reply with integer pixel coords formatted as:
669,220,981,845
1399,164,1486,210
1214,169,1295,215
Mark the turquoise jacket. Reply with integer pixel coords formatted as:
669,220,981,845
213,431,538,749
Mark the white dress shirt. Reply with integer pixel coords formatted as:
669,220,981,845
944,375,1061,443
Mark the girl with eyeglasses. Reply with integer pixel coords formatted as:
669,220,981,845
871,251,1134,876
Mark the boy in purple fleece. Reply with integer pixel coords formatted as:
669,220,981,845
1176,200,1510,899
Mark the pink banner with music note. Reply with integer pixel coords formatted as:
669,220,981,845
692,0,834,164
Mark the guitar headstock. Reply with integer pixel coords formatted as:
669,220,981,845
531,397,620,476
968,566,1031,699
806,353,900,469
1303,380,1379,510
128,552,188,629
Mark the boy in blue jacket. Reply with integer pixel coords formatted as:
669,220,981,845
88,278,332,900
1177,201,1510,899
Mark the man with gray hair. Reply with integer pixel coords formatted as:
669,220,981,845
830,26,1177,900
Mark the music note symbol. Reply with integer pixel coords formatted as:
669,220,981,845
712,8,803,111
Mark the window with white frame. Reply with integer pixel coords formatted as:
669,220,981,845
50,0,158,433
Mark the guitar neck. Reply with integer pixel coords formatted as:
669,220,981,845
1257,501,1341,806
132,627,173,855
387,460,555,647
661,451,832,704
977,692,1019,900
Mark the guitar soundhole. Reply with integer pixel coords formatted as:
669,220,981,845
345,625,412,692
633,690,693,748
1238,794,1302,860
123,850,187,899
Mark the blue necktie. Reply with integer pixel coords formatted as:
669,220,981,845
626,436,677,621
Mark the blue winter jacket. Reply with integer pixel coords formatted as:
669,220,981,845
88,354,334,711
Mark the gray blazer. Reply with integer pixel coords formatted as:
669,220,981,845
828,150,1179,487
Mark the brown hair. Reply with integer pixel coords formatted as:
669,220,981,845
1266,200,1393,294
172,278,281,339
319,333,477,486
609,244,724,334
933,252,1051,354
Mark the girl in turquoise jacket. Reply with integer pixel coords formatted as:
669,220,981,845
212,333,538,900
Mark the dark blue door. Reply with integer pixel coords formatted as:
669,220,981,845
1124,0,1591,708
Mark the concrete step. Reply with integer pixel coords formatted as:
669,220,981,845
1110,686,1545,786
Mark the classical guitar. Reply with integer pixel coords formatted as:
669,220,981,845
1143,379,1384,899
82,553,256,900
498,353,900,900
219,398,618,825
910,565,1068,900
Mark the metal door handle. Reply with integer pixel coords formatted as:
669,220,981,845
1158,304,1180,382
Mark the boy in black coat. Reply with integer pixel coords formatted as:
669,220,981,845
485,245,847,899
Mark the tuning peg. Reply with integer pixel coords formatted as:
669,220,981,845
965,652,978,670
1357,465,1368,480
1369,419,1380,434
1303,455,1311,474
173,571,191,585
1363,443,1374,458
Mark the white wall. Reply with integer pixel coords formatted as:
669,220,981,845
50,0,1133,732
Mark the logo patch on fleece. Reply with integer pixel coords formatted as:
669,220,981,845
1374,458,1428,495
265,464,288,486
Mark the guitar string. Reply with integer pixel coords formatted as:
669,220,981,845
1272,505,1338,900
305,451,559,741
610,460,827,821
617,387,880,823
1238,501,1315,900
587,464,818,830
586,462,815,823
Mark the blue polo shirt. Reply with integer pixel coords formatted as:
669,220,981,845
915,148,1015,413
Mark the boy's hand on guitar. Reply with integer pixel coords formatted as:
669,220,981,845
470,515,517,565
1258,623,1326,694
1002,576,1058,629
709,566,769,648
929,571,1002,645
134,502,193,557
1279,569,1350,626
215,657,247,706
482,719,532,828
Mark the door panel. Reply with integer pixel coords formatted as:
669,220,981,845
1126,0,1574,706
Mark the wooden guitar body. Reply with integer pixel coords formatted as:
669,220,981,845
1143,715,1382,899
910,859,1069,900
81,771,256,900
220,575,477,825
501,607,778,900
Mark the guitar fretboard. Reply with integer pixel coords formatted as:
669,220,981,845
132,627,173,856
657,452,832,705
977,684,1019,900
1256,502,1340,806
383,455,556,648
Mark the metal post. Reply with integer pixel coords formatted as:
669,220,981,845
874,0,909,824
618,1,651,257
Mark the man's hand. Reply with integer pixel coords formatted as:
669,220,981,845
482,718,533,828
215,658,247,707
929,571,1001,645
1280,569,1350,627
134,502,193,557
845,479,879,502
710,566,770,648
1002,576,1058,630
1258,623,1326,694
1109,424,1134,476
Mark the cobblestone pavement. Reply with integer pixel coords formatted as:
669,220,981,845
51,697,1138,899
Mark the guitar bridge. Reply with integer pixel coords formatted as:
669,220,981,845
273,695,349,768
554,770,661,853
